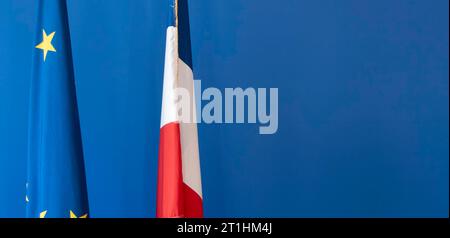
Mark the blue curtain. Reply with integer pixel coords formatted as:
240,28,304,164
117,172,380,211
0,0,448,217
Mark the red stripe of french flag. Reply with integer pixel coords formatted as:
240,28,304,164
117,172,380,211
156,5,203,218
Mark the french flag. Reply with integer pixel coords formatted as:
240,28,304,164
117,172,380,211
156,0,203,218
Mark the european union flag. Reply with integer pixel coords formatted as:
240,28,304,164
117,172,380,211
26,0,89,218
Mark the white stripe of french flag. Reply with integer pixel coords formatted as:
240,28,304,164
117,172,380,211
156,0,203,218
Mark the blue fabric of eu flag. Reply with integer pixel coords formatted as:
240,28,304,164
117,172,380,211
26,0,89,218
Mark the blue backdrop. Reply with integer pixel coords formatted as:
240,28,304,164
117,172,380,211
0,0,448,218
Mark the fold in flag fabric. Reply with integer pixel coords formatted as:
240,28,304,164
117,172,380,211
157,0,203,218
26,0,89,218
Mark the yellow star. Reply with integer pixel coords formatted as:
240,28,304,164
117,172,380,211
39,210,47,218
70,210,88,218
35,29,56,61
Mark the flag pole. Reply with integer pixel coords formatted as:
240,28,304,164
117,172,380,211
174,0,179,28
